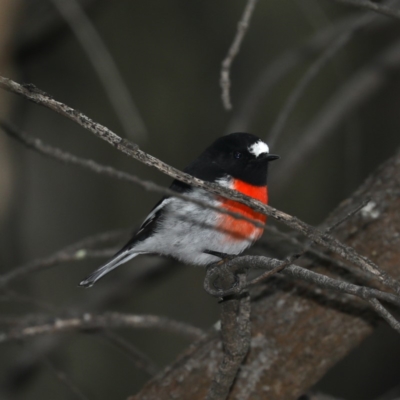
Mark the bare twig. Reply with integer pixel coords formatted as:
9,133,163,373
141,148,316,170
0,312,204,343
248,253,301,286
220,0,259,110
332,0,400,20
206,277,251,400
325,198,370,234
0,87,393,294
50,0,147,142
368,298,400,334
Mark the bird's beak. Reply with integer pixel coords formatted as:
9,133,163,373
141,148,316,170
266,154,280,161
254,153,280,162
250,153,280,163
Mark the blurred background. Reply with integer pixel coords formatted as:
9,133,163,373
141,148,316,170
1,0,400,399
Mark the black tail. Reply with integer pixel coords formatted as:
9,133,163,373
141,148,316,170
79,250,139,287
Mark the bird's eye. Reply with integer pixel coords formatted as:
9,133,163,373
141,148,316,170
233,151,242,159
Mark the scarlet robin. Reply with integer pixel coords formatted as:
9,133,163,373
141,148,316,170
80,133,279,287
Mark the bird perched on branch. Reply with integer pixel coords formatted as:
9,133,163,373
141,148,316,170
80,133,279,287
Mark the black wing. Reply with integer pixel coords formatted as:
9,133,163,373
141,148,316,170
123,178,192,248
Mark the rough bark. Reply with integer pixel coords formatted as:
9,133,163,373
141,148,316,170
129,149,400,399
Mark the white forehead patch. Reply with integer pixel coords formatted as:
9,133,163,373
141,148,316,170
248,140,269,157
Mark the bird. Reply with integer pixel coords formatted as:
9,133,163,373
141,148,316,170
79,133,279,287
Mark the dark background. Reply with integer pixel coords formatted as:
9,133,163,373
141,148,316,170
1,1,400,399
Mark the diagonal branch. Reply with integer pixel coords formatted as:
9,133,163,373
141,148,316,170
0,78,395,294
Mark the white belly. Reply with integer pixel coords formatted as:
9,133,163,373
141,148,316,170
133,189,256,265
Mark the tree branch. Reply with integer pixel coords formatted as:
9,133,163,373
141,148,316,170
206,283,251,400
220,0,259,110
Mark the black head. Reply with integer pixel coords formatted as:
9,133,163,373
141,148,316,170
186,133,279,186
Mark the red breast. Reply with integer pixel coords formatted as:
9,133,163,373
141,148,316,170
218,178,268,242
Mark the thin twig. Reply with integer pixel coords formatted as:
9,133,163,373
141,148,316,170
248,253,301,286
332,0,400,21
50,0,147,142
0,312,204,343
325,198,370,234
220,0,259,110
368,298,400,334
